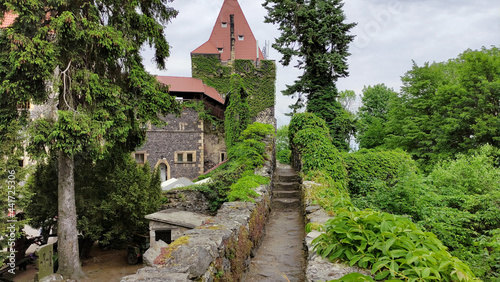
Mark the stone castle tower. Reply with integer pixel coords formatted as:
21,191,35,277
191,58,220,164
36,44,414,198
190,0,276,126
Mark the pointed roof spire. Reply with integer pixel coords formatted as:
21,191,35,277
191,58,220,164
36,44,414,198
191,0,264,62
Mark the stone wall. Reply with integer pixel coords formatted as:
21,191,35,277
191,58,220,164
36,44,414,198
121,186,272,282
161,190,212,215
203,130,226,172
252,106,276,130
138,108,204,180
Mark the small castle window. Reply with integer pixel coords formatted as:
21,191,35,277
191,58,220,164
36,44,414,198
238,35,244,41
175,151,196,163
220,152,226,163
221,22,227,28
134,153,145,164
217,47,223,53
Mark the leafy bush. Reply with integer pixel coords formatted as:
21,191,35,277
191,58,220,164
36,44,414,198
346,145,500,280
290,113,478,281
195,122,273,209
276,125,291,164
342,149,418,196
228,174,270,202
314,210,478,281
289,113,347,183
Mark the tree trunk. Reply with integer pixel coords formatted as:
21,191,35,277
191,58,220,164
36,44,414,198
57,151,87,279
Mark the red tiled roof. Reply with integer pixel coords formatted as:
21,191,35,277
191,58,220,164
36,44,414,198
192,41,220,56
191,0,264,61
0,11,17,28
156,76,225,104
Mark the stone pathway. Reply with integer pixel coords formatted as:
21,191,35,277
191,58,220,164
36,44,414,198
243,165,306,282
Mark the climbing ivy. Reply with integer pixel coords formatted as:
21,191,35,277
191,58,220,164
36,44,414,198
191,55,276,117
234,59,276,117
224,74,252,148
191,55,232,96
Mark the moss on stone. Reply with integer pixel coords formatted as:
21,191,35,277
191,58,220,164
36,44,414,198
154,235,190,265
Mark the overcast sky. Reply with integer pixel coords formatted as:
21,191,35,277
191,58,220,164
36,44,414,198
142,0,500,127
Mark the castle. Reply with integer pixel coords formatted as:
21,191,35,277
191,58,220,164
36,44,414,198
2,0,276,180
134,0,276,181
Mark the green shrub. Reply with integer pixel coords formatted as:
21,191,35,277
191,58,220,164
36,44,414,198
228,174,270,202
289,113,347,184
194,122,273,209
314,210,478,281
289,113,479,281
346,145,500,280
276,125,291,164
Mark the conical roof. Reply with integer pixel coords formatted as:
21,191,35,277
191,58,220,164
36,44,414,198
191,0,264,61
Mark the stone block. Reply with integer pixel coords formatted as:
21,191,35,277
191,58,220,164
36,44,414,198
143,239,169,266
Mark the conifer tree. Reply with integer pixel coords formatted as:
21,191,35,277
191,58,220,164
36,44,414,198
263,0,356,150
0,1,179,278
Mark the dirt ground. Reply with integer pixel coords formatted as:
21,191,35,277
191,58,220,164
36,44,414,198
2,244,143,282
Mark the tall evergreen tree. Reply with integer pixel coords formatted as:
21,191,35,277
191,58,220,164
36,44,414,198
0,1,179,278
263,0,356,150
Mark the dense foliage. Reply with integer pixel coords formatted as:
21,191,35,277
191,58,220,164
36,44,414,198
276,125,291,164
263,0,355,151
25,149,161,249
351,46,500,280
224,74,252,148
356,84,397,149
195,122,274,210
1,0,179,277
381,47,500,171
289,112,347,182
347,145,500,280
191,56,276,118
289,112,478,281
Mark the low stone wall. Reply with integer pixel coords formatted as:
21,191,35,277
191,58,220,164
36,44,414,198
302,181,370,281
122,187,271,281
161,190,212,215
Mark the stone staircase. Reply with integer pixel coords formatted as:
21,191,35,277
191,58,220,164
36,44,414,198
272,167,301,210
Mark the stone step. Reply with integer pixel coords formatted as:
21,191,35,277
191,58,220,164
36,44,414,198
278,175,302,183
273,190,301,199
276,171,301,183
274,182,300,191
272,198,301,209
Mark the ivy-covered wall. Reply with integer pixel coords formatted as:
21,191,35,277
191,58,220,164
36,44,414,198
191,55,276,118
